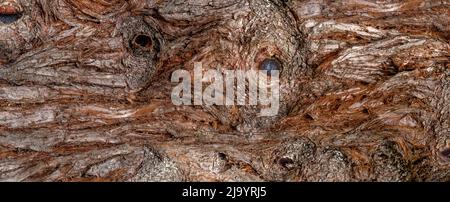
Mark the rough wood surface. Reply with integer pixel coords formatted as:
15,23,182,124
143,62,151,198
0,0,449,182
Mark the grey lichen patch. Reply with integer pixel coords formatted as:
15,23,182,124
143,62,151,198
129,146,184,182
0,0,449,182
371,140,412,182
198,152,230,174
303,147,354,182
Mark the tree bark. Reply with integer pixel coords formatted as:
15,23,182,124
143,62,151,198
0,0,449,181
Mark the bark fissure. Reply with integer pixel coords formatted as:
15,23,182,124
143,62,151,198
0,0,449,181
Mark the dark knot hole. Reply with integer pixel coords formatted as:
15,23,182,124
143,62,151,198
260,58,282,76
132,34,153,50
0,6,22,24
278,157,295,169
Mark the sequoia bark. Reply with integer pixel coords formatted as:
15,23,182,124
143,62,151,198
0,0,449,181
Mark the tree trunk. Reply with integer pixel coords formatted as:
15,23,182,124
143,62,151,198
0,0,449,182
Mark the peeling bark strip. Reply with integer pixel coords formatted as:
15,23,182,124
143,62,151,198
0,0,449,182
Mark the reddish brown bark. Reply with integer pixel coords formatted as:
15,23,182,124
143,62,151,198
0,0,449,181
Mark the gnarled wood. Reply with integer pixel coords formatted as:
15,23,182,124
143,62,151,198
0,0,449,181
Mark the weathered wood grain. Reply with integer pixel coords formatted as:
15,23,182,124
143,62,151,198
0,0,449,181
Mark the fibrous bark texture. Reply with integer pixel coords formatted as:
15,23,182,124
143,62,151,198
0,0,449,182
